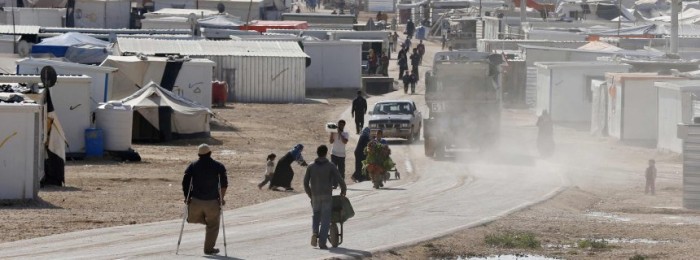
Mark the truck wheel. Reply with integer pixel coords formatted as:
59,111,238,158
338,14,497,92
414,128,421,140
424,138,435,157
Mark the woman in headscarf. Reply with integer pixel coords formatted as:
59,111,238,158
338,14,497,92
270,144,308,191
352,127,371,182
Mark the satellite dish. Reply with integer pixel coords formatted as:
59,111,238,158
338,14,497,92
17,40,32,58
40,66,58,88
217,2,225,13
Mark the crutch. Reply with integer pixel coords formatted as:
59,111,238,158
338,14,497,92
176,176,193,255
218,175,228,257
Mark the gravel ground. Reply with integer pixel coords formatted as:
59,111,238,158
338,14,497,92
0,99,353,243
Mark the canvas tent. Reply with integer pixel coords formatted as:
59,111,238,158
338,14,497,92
101,55,215,108
31,33,110,64
120,82,211,142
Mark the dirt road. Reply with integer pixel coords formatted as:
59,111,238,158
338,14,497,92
0,38,573,259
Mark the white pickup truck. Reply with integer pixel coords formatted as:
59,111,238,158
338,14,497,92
367,100,422,143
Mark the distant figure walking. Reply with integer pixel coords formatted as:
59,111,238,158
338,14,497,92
270,144,308,191
406,19,415,38
391,32,399,52
441,34,447,50
645,159,657,195
397,46,408,80
351,91,368,134
379,52,390,76
537,110,554,157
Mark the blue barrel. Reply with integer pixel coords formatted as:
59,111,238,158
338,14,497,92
85,128,104,158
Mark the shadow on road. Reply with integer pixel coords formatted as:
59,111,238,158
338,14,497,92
203,255,244,260
380,187,406,191
329,247,372,258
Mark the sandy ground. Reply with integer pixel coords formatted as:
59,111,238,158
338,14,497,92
370,110,699,260
0,99,356,243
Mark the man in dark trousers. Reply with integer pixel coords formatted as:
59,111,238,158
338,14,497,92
410,48,421,81
417,40,426,64
304,145,347,249
351,91,367,134
397,46,408,80
182,144,228,255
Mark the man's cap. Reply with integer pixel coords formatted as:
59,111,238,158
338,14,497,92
198,143,211,155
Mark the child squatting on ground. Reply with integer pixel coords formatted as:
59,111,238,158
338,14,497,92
645,159,657,195
258,153,277,190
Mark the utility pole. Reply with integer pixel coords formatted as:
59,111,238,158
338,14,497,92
670,0,679,54
519,0,526,22
11,2,16,54
616,0,621,46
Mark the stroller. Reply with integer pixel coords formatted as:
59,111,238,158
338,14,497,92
329,195,355,247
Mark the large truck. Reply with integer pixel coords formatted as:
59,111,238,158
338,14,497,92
423,51,503,157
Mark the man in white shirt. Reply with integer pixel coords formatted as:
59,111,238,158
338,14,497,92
329,120,349,188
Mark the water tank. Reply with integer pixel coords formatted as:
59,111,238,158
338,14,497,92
85,128,104,157
95,101,133,151
212,81,228,107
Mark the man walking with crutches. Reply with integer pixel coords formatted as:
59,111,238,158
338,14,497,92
178,144,228,255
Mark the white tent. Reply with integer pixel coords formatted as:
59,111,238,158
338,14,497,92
101,55,215,108
120,81,211,142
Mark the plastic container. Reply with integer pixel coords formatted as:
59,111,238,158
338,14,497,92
85,128,104,157
212,81,228,107
95,101,133,151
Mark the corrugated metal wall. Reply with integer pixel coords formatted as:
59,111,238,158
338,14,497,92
683,124,700,209
210,55,306,103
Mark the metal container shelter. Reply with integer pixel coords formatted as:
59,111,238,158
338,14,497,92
116,38,308,103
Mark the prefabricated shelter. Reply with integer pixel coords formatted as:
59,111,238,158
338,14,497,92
143,8,221,18
240,20,309,33
101,55,215,108
16,58,118,111
0,8,64,27
197,0,264,21
590,79,608,136
74,0,131,29
0,74,92,156
605,73,683,144
115,38,308,103
120,82,211,142
304,41,361,90
656,81,700,153
140,17,193,30
522,44,663,106
535,62,631,123
0,101,43,200
281,13,356,25
149,1,262,20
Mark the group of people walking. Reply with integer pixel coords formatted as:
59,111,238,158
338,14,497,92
397,38,425,94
